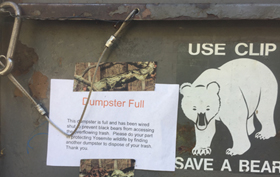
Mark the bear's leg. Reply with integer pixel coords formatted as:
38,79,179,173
223,112,251,156
192,119,216,156
255,88,277,140
247,115,255,135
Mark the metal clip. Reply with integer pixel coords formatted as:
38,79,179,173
35,104,47,116
0,1,21,75
0,55,13,75
105,35,116,48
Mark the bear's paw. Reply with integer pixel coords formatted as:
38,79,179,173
255,130,276,140
192,147,211,156
226,147,249,156
226,148,236,156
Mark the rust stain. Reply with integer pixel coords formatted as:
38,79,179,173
177,123,195,134
28,71,48,99
14,88,23,97
12,41,38,76
141,8,151,19
177,123,195,154
177,145,195,154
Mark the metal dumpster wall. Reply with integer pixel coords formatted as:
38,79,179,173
1,19,280,177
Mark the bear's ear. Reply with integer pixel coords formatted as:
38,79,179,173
207,81,220,94
180,83,192,95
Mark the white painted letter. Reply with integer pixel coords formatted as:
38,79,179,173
175,157,184,169
235,43,248,56
272,161,280,173
204,158,213,171
215,43,226,55
265,43,277,56
239,160,250,172
261,161,271,173
249,43,260,56
189,43,201,55
193,158,203,170
260,43,264,56
221,159,232,172
251,160,260,173
202,43,214,56
184,158,195,170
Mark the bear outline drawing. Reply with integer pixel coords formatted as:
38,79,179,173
180,58,278,156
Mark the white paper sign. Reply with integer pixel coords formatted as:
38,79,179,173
47,79,179,171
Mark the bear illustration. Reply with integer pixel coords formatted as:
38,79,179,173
180,58,278,156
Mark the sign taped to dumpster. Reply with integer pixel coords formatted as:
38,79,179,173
175,42,280,174
47,79,179,171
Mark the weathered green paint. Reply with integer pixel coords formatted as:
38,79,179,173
1,17,280,176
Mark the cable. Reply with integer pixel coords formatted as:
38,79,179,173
0,8,139,138
69,47,107,137
69,8,139,137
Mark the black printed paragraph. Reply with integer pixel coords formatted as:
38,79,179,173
65,119,155,151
